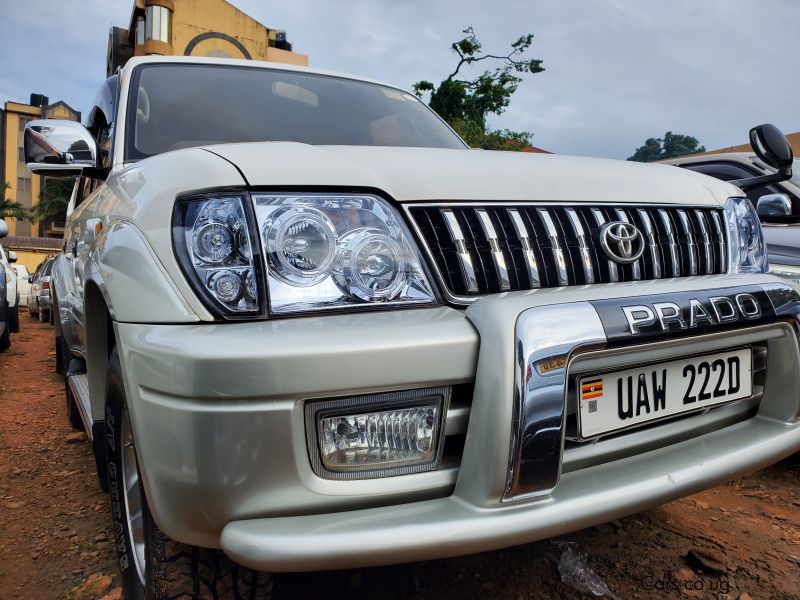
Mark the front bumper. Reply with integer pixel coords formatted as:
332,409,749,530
115,274,800,570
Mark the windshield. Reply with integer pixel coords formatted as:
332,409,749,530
126,64,466,160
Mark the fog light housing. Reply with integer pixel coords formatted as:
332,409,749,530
306,387,449,479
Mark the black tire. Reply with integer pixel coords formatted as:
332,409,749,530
39,307,49,323
9,305,19,333
0,323,9,351
105,349,273,600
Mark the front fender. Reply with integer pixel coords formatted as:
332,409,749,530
84,221,199,324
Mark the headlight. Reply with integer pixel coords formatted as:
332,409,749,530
252,193,436,314
724,197,768,273
173,196,262,317
305,387,449,479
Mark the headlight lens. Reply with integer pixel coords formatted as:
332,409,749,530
724,197,768,274
173,196,261,316
252,193,436,314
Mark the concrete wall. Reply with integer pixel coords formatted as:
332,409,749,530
11,248,52,272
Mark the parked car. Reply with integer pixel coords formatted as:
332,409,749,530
0,221,12,350
662,152,800,283
25,56,800,599
0,235,20,341
14,264,31,307
27,255,54,323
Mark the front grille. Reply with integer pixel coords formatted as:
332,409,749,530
409,205,728,299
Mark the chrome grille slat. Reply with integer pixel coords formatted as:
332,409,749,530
565,208,595,284
441,209,479,293
676,209,698,276
410,205,727,300
507,209,541,288
614,208,641,280
637,209,661,279
657,209,681,277
537,209,569,286
693,210,714,275
709,210,727,273
475,209,511,290
590,208,619,283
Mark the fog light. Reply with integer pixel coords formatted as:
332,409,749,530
306,388,449,479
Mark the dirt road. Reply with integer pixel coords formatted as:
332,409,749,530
1,318,799,599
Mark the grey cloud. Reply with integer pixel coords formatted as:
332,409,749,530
1,0,797,159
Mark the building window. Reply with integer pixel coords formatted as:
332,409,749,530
145,5,170,43
136,16,145,45
17,177,31,192
18,147,25,162
18,116,32,130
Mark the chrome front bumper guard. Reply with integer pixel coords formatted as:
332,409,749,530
505,281,800,501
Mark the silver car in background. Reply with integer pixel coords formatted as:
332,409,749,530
14,264,31,307
28,255,54,323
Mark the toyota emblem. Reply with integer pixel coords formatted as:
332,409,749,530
599,221,645,264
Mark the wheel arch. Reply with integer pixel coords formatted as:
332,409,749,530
85,278,116,423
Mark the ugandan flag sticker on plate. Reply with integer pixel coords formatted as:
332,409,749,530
581,378,603,414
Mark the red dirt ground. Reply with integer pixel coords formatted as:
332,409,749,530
1,318,798,599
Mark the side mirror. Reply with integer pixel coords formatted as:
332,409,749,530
750,124,793,170
7,251,17,263
731,124,794,192
24,119,98,177
756,193,792,219
0,220,7,238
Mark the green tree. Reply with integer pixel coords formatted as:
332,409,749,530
627,132,706,162
35,178,73,222
0,182,31,221
413,27,544,150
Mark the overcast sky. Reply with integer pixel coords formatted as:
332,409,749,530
1,0,798,158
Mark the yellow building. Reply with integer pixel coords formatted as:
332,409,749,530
0,95,80,238
108,0,308,76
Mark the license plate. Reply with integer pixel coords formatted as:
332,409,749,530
578,347,753,439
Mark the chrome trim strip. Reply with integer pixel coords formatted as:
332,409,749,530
694,210,714,275
676,209,698,276
590,209,619,282
709,210,727,273
506,303,607,501
507,209,540,288
441,209,479,293
637,209,661,279
475,209,511,290
614,208,641,280
657,209,681,277
537,209,569,286
565,208,595,284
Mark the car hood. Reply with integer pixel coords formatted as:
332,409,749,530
202,142,739,206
